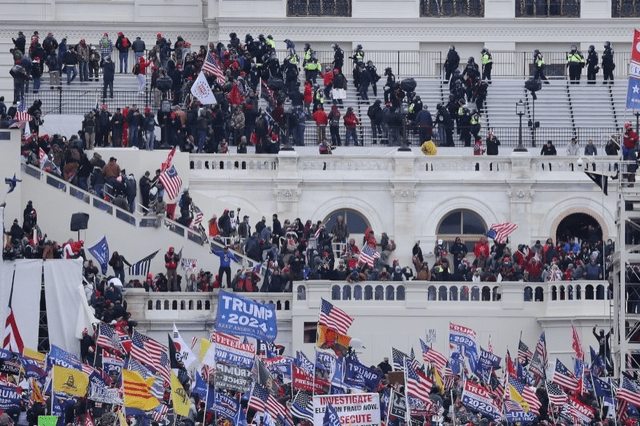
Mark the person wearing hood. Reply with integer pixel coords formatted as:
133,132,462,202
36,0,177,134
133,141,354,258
102,57,115,100
328,103,342,146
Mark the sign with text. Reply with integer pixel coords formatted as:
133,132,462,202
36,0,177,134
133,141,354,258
313,393,381,426
216,291,277,342
461,379,501,421
214,332,255,369
214,362,252,393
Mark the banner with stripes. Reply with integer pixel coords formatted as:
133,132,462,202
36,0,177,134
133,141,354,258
128,250,160,276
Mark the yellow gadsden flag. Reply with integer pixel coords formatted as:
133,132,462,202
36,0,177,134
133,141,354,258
123,369,160,411
53,365,89,397
171,370,190,416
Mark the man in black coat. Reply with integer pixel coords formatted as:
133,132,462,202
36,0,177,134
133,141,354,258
444,45,460,82
102,57,115,100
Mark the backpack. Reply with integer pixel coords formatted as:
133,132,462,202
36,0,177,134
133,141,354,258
122,38,130,49
132,64,140,75
101,37,109,49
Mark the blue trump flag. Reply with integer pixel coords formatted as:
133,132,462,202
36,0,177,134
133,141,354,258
343,357,382,392
191,371,208,400
88,235,110,275
0,383,22,410
216,291,277,342
323,403,342,426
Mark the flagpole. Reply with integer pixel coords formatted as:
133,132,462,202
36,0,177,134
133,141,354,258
403,358,411,426
589,370,604,419
611,377,618,426
449,389,456,426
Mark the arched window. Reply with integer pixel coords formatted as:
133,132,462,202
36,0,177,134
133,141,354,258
354,285,363,300
450,286,458,301
438,286,448,301
332,285,341,300
535,286,544,301
297,285,307,300
397,286,405,300
437,209,487,251
386,285,395,300
147,301,153,310
524,286,533,301
343,286,352,300
461,286,470,301
586,284,594,300
364,285,373,300
375,285,384,300
428,286,436,301
323,209,371,239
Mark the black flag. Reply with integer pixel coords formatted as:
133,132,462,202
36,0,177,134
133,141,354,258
585,172,608,196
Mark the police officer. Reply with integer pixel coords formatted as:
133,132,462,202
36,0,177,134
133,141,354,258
332,44,344,74
444,45,460,82
567,45,584,84
462,57,480,101
303,43,313,67
352,44,364,67
383,67,395,103
365,60,380,97
533,49,549,84
585,45,599,85
602,41,615,84
481,48,492,81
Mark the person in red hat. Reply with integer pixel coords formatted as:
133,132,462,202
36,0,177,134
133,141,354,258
115,32,131,74
98,32,113,60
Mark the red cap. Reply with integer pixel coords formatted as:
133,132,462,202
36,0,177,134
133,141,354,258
144,106,151,114
118,32,123,36
157,33,162,38
102,104,107,110
104,32,108,36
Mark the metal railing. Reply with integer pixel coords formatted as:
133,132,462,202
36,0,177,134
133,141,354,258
275,49,630,79
24,89,153,116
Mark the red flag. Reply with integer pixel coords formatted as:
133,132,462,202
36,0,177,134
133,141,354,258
3,273,24,355
506,350,516,378
161,147,176,173
571,324,584,361
84,410,95,426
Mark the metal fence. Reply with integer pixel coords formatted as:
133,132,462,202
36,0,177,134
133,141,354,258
284,124,620,149
276,49,630,79
24,89,153,116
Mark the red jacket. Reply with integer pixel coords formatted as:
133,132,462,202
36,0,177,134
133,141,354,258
313,109,328,126
138,58,152,75
321,71,334,86
303,83,313,104
344,111,359,130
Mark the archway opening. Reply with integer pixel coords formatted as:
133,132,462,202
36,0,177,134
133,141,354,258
556,213,602,245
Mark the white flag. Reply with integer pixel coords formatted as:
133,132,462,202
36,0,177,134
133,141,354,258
190,71,217,105
172,323,199,370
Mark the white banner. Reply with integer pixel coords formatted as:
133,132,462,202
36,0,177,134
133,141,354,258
89,382,123,405
313,393,380,426
190,72,217,105
180,258,197,272
44,259,84,358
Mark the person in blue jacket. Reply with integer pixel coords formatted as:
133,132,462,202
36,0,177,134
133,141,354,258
213,246,239,289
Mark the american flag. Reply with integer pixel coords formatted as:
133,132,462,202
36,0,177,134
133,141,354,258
504,399,524,412
318,299,353,335
406,362,433,405
617,377,640,408
488,222,517,244
193,205,203,225
420,339,447,372
248,383,288,419
150,403,169,422
359,245,380,268
97,323,124,354
572,324,585,361
84,409,95,426
202,52,225,84
545,380,568,406
443,365,455,389
15,102,32,123
552,358,578,391
518,339,533,364
530,332,548,378
158,165,183,201
508,376,541,415
260,79,275,105
391,347,410,370
130,330,168,371
488,335,493,353
290,391,313,421
3,275,24,355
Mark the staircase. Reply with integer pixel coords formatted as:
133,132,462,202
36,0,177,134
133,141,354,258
21,163,257,282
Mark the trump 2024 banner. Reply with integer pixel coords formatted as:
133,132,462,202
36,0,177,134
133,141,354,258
216,291,277,342
313,393,381,426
